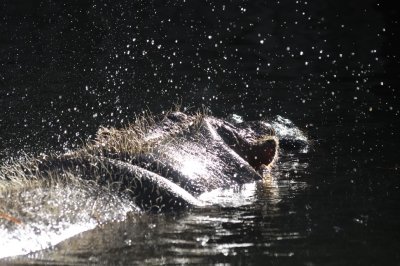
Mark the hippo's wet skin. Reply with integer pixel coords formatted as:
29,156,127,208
0,111,308,258
16,112,278,211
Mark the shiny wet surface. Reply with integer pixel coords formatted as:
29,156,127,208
10,149,312,265
7,135,400,265
1,0,400,265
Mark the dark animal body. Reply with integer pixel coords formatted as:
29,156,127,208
0,111,308,258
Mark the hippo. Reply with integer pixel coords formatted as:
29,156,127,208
0,110,308,258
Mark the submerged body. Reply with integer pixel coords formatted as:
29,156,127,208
0,111,308,258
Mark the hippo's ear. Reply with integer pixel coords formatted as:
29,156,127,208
240,136,278,169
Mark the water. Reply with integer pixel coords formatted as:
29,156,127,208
1,0,399,265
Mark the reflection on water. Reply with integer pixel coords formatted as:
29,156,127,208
198,182,259,207
7,146,311,265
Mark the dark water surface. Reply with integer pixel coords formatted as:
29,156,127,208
1,0,399,265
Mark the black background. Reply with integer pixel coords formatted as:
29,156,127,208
1,0,398,157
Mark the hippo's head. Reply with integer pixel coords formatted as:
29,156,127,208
164,112,278,171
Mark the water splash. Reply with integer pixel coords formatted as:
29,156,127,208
0,183,139,259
